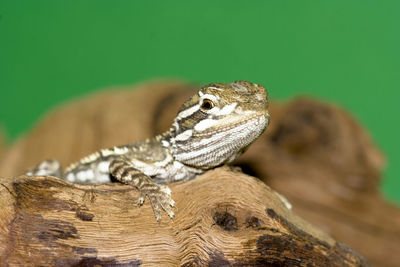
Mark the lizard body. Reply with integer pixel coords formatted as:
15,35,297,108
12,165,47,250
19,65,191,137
26,81,269,221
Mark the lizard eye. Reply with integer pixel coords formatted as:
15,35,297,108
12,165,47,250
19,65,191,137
200,99,215,111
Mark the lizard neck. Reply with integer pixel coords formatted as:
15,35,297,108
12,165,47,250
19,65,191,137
158,113,267,170
148,130,203,183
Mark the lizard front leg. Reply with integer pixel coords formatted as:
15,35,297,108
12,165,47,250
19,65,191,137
109,157,175,221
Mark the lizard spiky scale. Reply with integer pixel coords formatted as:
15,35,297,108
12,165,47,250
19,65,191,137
25,81,269,221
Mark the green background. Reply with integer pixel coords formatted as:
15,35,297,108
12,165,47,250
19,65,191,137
1,1,399,203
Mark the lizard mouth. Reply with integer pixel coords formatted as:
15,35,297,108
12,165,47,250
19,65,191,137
194,112,268,137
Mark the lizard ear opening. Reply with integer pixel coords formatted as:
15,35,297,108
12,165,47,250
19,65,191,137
200,99,215,111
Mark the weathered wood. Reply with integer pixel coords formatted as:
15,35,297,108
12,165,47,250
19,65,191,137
234,98,400,267
0,80,396,265
0,167,367,266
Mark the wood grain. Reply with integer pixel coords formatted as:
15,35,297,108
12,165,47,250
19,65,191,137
0,167,367,266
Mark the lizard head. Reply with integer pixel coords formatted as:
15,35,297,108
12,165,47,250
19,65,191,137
170,80,269,169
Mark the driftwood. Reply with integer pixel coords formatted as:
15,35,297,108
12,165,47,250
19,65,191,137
0,80,397,265
0,167,367,266
235,99,400,267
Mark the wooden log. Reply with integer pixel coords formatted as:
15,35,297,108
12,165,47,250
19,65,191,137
234,98,400,267
1,80,396,265
0,167,368,266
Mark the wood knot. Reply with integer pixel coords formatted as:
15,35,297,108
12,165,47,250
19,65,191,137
213,211,238,231
270,99,336,154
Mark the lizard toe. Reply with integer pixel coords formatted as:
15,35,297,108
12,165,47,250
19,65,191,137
148,194,162,221
137,192,146,206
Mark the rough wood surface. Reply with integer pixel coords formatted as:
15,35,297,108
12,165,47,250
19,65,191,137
235,98,400,267
0,80,397,266
0,167,367,266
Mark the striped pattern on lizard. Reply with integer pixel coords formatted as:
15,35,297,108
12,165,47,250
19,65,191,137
26,81,270,221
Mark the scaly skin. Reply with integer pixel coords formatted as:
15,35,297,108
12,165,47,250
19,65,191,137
26,81,270,221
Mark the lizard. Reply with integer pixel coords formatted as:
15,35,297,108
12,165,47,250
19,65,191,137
26,81,270,221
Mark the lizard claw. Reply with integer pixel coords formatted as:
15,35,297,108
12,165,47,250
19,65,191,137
137,192,146,206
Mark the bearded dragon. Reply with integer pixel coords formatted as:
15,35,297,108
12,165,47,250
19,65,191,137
26,81,269,221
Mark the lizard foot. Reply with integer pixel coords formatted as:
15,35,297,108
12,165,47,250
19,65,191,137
110,157,175,221
138,184,175,221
